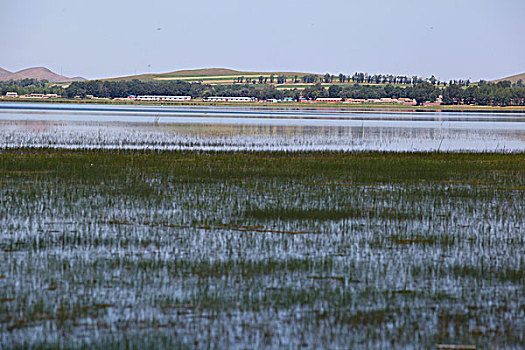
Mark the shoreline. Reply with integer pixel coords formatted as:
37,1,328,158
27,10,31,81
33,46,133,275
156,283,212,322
2,98,525,112
2,147,524,155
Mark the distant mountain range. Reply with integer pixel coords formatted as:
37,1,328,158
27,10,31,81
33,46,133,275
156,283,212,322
0,67,85,83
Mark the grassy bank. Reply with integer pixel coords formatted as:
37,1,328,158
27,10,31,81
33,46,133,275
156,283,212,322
0,150,523,348
2,97,525,111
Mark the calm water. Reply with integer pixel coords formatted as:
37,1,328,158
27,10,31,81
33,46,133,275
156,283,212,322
1,102,524,152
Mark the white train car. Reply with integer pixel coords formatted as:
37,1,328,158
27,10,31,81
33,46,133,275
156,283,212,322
316,97,343,103
205,96,255,102
135,95,192,101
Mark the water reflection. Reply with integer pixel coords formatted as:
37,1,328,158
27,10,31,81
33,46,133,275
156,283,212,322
0,103,524,152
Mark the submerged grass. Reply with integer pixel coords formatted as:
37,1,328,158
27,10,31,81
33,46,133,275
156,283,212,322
0,149,523,349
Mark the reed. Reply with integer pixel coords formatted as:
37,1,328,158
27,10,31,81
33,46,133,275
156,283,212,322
0,149,523,348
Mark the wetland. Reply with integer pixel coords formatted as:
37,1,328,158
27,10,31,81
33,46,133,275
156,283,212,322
0,150,523,348
0,103,523,348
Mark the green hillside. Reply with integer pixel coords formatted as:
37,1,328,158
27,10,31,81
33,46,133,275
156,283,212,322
105,68,314,84
493,72,525,84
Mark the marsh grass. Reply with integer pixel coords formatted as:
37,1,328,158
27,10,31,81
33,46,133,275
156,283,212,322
0,150,523,348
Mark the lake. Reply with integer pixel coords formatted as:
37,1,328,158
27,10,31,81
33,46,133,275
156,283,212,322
1,102,524,152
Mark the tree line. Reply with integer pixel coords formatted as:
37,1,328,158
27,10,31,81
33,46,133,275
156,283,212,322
303,81,525,105
65,80,525,105
0,79,63,96
63,80,293,100
233,73,453,86
2,78,525,106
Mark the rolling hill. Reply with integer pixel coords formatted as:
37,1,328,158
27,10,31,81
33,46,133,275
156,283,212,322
493,72,525,84
0,67,86,83
0,67,12,78
105,67,313,84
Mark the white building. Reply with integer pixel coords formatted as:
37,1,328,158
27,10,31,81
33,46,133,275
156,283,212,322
316,97,343,103
19,93,60,99
205,96,255,102
20,94,45,99
135,95,192,101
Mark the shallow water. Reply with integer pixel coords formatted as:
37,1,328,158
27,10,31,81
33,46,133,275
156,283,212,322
0,152,523,349
1,102,524,152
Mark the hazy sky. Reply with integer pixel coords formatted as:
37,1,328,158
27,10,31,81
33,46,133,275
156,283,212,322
1,0,523,81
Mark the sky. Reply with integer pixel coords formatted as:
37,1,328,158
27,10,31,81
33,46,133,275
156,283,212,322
1,0,523,81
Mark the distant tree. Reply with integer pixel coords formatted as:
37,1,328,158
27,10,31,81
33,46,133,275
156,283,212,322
324,73,331,83
496,80,512,88
410,82,439,104
303,83,326,99
276,75,286,84
302,75,318,84
442,83,463,104
328,85,342,97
